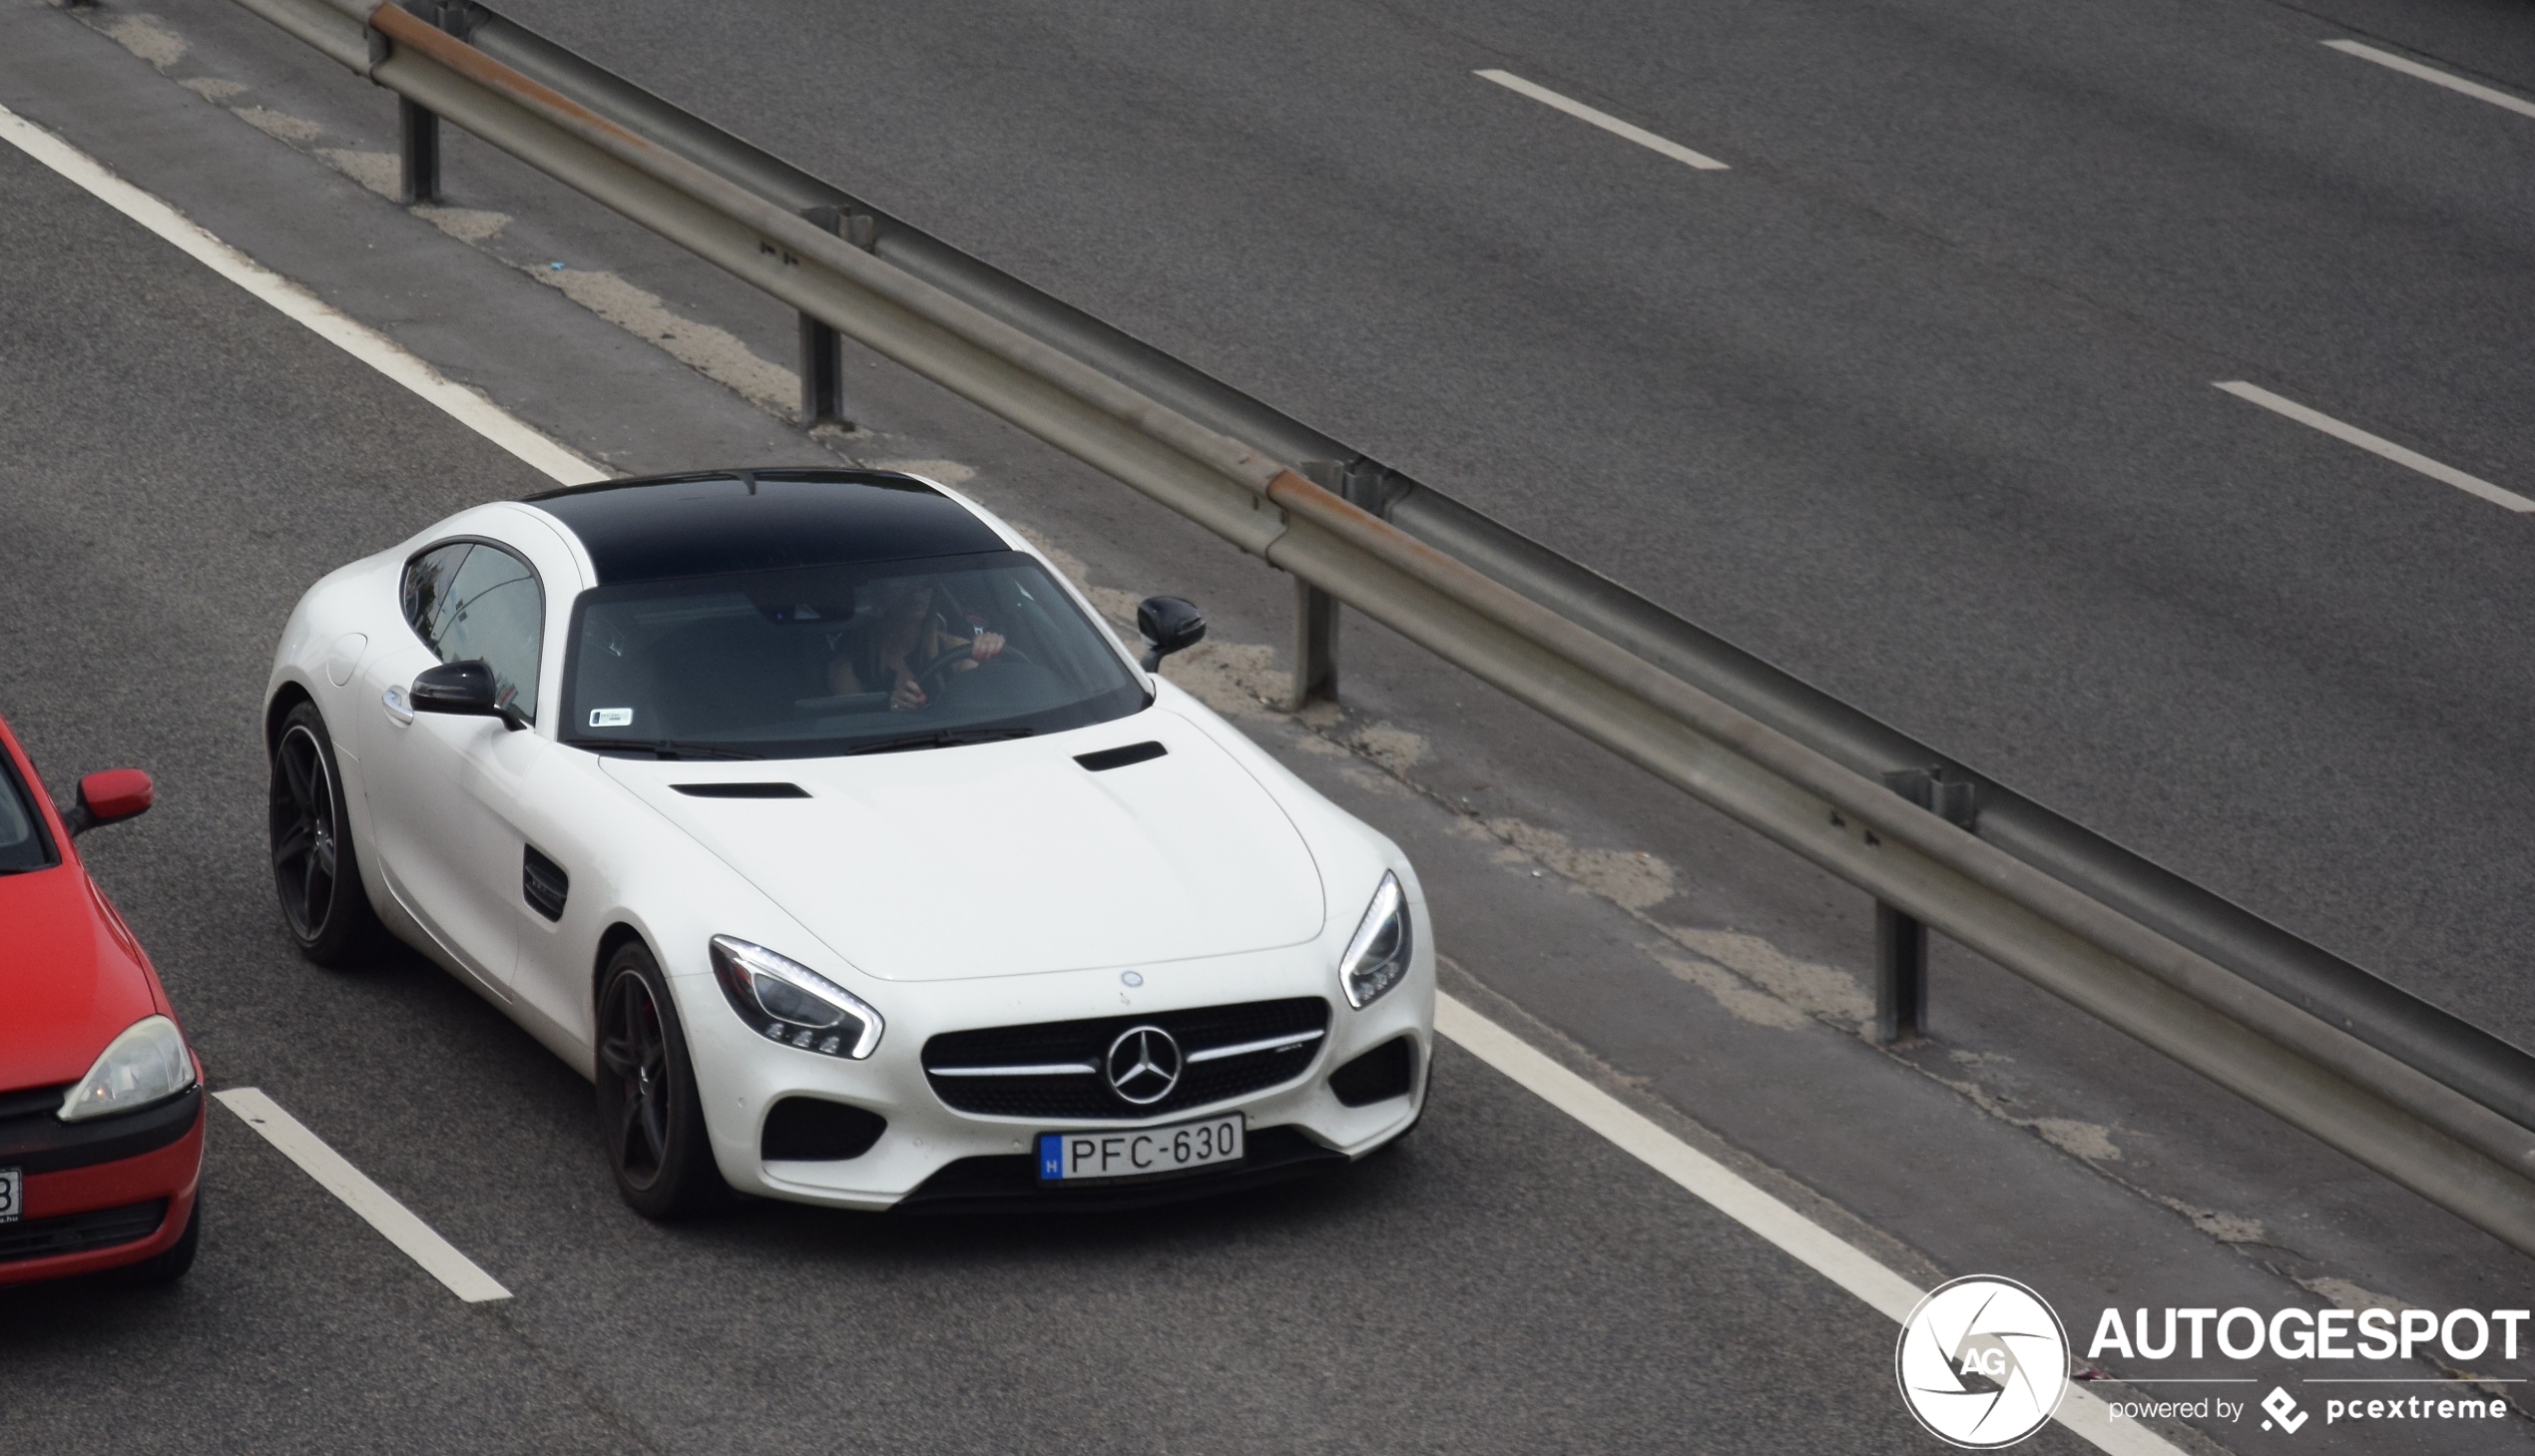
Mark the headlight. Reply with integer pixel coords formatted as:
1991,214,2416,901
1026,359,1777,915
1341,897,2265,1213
58,1015,196,1122
1338,872,1413,1009
709,936,883,1059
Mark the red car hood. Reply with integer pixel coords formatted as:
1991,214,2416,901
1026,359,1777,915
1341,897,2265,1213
0,862,162,1092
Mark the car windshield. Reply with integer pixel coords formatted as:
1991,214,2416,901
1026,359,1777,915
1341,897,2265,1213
0,748,52,874
561,552,1144,757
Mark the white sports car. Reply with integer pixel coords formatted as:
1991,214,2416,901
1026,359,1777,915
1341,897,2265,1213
262,469,1431,1216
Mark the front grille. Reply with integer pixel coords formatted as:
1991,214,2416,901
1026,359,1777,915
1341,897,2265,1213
0,1084,200,1175
0,1083,71,1123
924,997,1329,1121
0,1199,167,1264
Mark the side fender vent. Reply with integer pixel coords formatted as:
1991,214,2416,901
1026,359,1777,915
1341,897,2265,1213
522,845,569,922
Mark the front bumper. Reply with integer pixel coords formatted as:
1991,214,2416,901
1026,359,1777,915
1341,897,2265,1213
0,1089,204,1286
674,936,1435,1212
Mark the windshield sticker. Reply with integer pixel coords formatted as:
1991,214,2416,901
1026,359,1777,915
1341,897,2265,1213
589,708,634,728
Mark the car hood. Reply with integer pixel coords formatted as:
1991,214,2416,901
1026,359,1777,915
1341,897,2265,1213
0,864,161,1091
602,711,1326,981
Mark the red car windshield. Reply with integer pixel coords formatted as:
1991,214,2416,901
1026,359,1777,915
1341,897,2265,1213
0,747,53,873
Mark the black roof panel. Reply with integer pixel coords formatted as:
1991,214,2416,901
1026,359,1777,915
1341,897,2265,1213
524,470,1005,584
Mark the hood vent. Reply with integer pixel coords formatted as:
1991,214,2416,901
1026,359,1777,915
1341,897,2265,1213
1074,741,1167,772
673,782,810,798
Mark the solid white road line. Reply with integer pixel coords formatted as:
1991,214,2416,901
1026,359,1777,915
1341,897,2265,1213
2323,40,2535,122
1474,70,1729,171
0,100,604,488
1435,994,2181,1456
215,1088,512,1302
2214,381,2533,513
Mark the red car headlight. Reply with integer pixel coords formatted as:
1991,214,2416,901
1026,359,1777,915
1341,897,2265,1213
58,1015,196,1122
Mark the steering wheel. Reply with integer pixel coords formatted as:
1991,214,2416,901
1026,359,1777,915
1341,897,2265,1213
907,644,1024,700
908,641,1029,696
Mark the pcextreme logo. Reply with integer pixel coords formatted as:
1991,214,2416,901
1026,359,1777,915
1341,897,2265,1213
1895,1275,2070,1448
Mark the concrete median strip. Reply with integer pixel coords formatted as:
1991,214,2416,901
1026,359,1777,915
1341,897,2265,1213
0,98,602,490
214,1088,512,1303
1437,993,2182,1456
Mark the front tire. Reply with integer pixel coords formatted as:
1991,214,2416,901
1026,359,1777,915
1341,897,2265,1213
267,703,382,966
117,1193,201,1287
596,941,730,1219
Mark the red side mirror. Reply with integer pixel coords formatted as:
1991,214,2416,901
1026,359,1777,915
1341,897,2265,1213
68,768,154,836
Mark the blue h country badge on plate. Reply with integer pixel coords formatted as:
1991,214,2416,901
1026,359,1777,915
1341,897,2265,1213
1037,1134,1064,1180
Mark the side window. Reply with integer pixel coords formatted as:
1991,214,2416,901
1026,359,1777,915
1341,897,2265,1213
402,543,472,650
0,751,50,874
403,542,544,722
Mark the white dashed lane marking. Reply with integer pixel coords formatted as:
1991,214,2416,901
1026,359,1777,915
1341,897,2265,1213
2215,381,2533,513
215,1088,512,1303
2323,41,2535,123
1475,69,1730,171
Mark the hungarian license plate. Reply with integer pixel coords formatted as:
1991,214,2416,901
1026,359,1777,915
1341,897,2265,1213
0,1167,19,1223
1037,1114,1244,1182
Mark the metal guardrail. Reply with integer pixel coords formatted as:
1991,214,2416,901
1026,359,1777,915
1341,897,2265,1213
227,0,2535,1253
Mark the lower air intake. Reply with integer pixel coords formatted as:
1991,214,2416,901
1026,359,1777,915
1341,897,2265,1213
1328,1036,1417,1107
0,1199,168,1264
760,1097,886,1161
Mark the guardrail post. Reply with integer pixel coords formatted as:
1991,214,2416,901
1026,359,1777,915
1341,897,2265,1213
796,206,849,429
1875,902,1927,1044
1285,460,1407,709
1875,767,1977,1043
388,3,481,205
795,208,877,430
1290,461,1345,709
398,97,440,205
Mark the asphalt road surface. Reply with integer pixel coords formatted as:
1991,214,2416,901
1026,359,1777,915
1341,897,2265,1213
489,0,2535,1053
5,2,2534,1452
0,89,2058,1456
0,118,1940,1452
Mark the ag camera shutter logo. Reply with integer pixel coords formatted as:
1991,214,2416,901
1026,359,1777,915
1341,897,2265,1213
1896,1275,2070,1448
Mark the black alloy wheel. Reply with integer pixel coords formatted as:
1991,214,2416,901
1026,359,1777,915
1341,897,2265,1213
595,941,729,1219
267,703,380,966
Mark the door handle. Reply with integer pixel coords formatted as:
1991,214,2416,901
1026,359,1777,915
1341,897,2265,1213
381,686,415,727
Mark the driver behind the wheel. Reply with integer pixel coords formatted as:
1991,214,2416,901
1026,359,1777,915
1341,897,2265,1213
826,577,1005,711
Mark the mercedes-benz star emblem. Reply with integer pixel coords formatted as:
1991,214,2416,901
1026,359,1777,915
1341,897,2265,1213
1104,1025,1183,1106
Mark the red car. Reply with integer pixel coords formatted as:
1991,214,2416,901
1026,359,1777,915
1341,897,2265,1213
0,714,202,1286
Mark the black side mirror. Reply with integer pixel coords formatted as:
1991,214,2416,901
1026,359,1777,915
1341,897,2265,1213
1136,596,1207,672
411,661,526,730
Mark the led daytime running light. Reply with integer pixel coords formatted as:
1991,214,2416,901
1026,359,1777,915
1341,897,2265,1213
1338,872,1412,1009
709,935,883,1059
